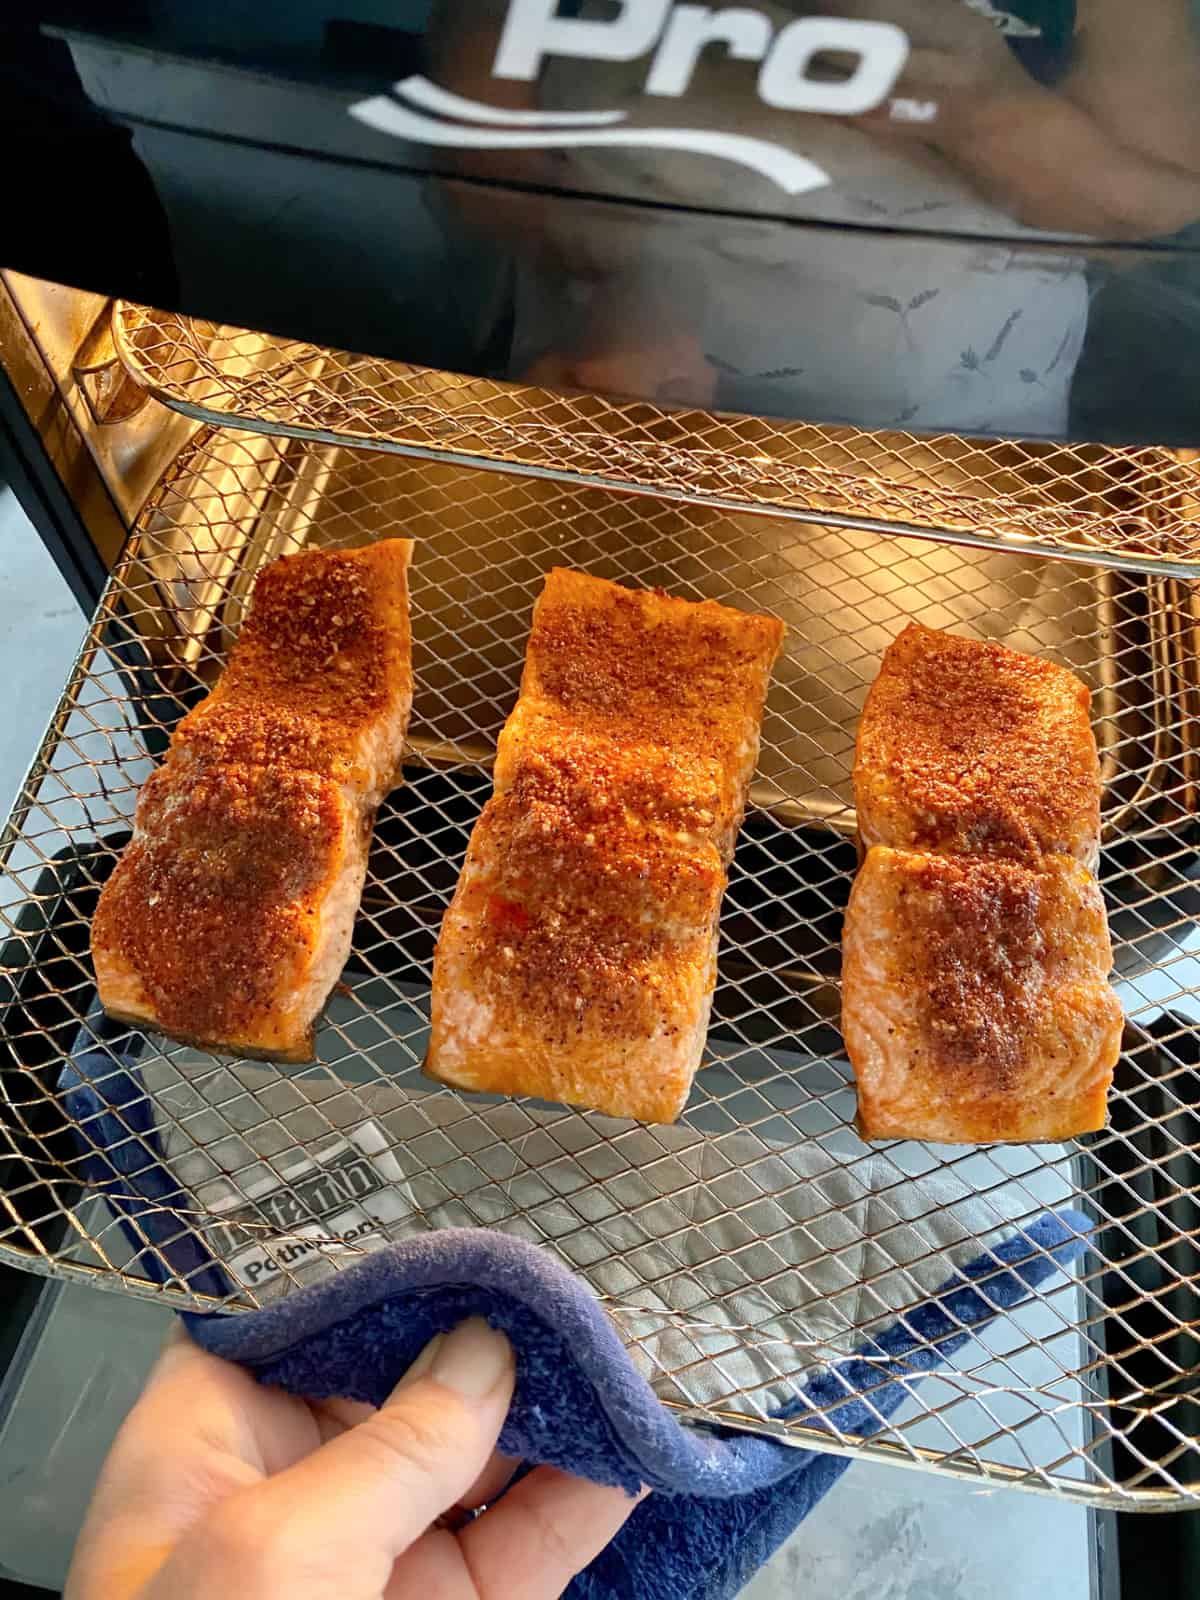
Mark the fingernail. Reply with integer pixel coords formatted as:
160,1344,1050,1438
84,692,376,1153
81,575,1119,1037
429,1317,513,1401
395,1333,444,1390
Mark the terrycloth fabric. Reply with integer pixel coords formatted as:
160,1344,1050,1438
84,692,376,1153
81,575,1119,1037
186,1217,1087,1598
61,1015,1090,1596
573,1460,853,1600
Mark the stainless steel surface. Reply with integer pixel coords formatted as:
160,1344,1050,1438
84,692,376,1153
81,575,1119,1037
1,425,1198,1509
3,278,198,532
112,302,1200,576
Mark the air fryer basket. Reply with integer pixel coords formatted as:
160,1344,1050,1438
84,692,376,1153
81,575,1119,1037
2,412,1199,1507
112,301,1200,576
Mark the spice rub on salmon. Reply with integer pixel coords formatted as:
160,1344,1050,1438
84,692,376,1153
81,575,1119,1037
843,624,1119,1145
91,539,413,1061
854,622,1100,866
843,847,1122,1144
427,568,783,1123
174,539,413,796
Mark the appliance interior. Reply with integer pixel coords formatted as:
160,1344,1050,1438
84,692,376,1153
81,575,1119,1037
0,290,1198,1511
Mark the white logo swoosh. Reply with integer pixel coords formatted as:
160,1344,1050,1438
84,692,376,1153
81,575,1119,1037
397,75,626,127
349,76,830,196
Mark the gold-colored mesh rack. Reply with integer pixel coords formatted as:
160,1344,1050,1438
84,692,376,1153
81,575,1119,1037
111,302,1200,577
2,418,1199,1506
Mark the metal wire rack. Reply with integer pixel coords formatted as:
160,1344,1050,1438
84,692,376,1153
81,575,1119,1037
2,423,1199,1508
111,301,1200,577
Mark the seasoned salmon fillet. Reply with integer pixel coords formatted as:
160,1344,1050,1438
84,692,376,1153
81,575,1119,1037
174,539,413,798
91,761,370,1060
845,622,1119,1144
854,622,1100,865
92,539,412,1060
427,568,783,1123
843,847,1122,1143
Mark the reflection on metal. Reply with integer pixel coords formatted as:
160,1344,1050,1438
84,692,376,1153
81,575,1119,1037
2,277,197,533
71,306,149,428
112,302,1200,576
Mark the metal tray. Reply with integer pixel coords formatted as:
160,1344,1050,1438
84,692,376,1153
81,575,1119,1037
2,426,1199,1507
112,302,1200,577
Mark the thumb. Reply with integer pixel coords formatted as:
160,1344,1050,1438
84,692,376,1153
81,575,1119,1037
155,1318,515,1599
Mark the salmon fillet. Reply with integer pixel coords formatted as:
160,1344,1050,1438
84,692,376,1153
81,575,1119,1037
174,540,413,796
843,623,1119,1144
843,848,1122,1143
92,539,413,1060
854,622,1100,865
427,568,784,1123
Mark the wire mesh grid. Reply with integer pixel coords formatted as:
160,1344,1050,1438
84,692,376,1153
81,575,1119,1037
2,424,1199,1507
111,301,1200,578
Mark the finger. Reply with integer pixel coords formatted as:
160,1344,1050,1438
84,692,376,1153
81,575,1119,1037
458,1466,646,1600
382,1528,476,1600
126,1331,323,1476
67,1337,321,1600
381,1472,645,1600
255,1319,515,1549
433,1449,521,1535
460,1450,520,1512
148,1319,515,1600
310,1394,377,1444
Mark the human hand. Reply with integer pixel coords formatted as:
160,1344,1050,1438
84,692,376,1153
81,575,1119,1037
66,1318,643,1600
840,0,1200,237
